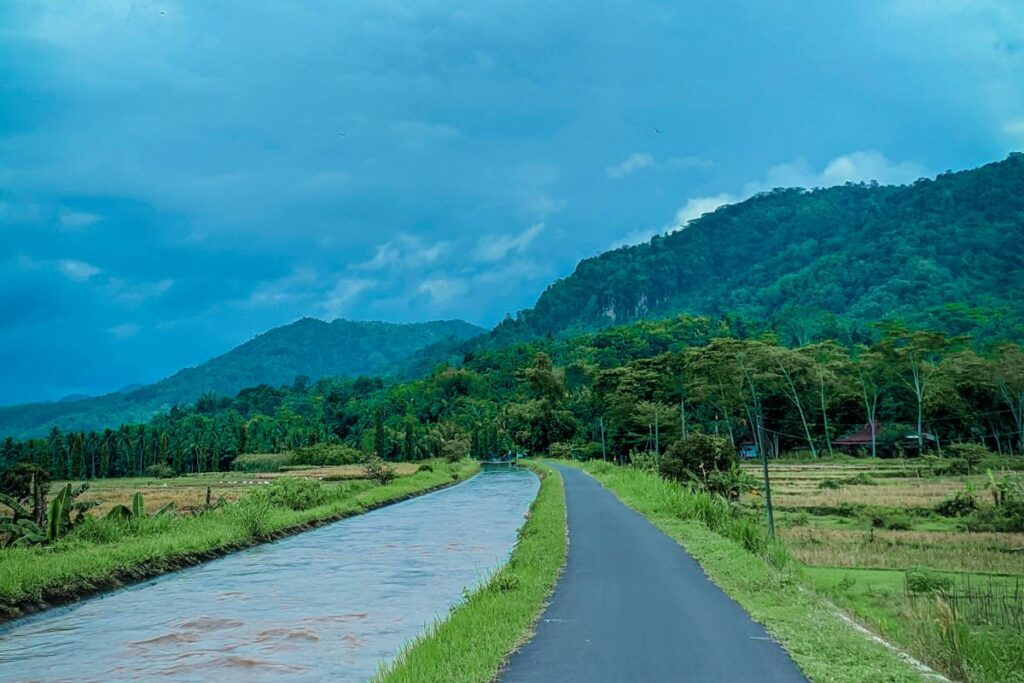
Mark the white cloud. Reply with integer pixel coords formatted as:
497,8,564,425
55,259,101,282
357,235,447,271
607,152,655,179
108,323,140,339
656,150,928,235
473,223,543,263
416,277,469,303
112,277,174,305
1002,119,1024,137
322,277,375,318
529,194,567,216
671,193,739,228
58,207,101,230
755,151,928,191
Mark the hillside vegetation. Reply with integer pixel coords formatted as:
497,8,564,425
491,154,1024,345
0,318,482,438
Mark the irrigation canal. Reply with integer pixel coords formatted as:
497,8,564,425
0,469,539,682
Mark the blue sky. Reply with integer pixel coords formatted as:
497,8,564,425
1,1,1022,405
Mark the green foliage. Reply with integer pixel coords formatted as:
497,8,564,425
231,490,274,540
261,478,324,511
818,478,844,490
144,463,175,479
659,433,734,487
46,483,97,541
291,444,363,467
364,456,397,485
905,569,954,595
945,443,992,474
0,463,50,503
935,488,979,517
232,452,294,472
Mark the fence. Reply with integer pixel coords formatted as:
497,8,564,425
906,573,1023,631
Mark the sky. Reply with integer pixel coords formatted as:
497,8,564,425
1,1,1023,405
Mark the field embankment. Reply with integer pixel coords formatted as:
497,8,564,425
376,461,567,683
0,459,478,622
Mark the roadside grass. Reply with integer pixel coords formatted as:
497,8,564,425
0,460,478,621
567,460,929,683
375,461,567,683
806,567,1024,683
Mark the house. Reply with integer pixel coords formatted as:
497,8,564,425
737,439,759,459
833,421,880,453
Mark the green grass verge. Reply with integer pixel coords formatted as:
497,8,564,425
567,460,930,683
374,461,567,683
0,460,479,620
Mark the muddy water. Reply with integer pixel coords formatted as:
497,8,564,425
0,469,539,682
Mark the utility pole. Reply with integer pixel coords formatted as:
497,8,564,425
654,405,660,456
680,398,687,438
758,410,775,539
599,416,607,461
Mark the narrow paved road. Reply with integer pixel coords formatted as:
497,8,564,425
501,465,808,683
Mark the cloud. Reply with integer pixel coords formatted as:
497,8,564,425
58,208,101,230
322,277,375,319
607,153,655,179
754,151,928,191
1002,119,1024,137
108,323,140,339
665,151,927,232
473,223,544,263
416,277,470,304
356,235,448,271
607,154,710,179
54,259,101,282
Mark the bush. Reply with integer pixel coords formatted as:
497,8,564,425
845,472,876,486
291,443,363,467
628,451,659,474
818,478,844,490
144,463,175,479
870,511,913,530
945,443,992,474
935,488,978,517
789,511,810,527
231,492,274,540
906,569,953,594
232,453,293,473
418,463,434,473
0,462,50,502
659,433,733,485
262,477,323,511
963,498,1024,532
364,456,397,485
937,458,970,476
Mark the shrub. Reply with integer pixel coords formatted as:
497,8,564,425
231,492,274,540
945,443,992,474
789,511,810,527
870,511,913,530
418,463,434,473
364,456,397,485
263,477,324,511
934,488,978,517
817,478,844,490
232,452,293,473
706,464,758,501
0,463,50,502
628,451,659,474
291,443,363,467
144,463,175,479
845,472,876,486
659,433,733,485
937,458,970,476
963,498,1024,532
906,569,953,594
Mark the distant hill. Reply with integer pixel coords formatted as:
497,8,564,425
0,318,483,438
487,153,1024,344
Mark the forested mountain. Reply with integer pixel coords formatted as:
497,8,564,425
0,318,482,438
491,154,1024,345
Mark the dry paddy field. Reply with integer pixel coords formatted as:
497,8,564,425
61,463,421,517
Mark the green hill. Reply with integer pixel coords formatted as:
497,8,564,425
0,318,483,438
491,153,1024,344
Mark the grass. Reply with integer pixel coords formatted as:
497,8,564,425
375,461,567,683
807,567,1024,683
0,459,478,621
567,460,929,683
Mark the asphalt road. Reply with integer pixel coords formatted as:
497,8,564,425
500,465,808,683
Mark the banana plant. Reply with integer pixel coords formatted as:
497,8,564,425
0,492,46,547
47,483,98,541
106,492,175,522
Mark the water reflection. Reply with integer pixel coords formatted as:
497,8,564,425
0,469,538,683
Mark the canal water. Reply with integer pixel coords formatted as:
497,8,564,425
0,469,539,682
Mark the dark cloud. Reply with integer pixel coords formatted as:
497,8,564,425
0,0,1021,403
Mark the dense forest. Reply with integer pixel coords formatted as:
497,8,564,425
486,154,1024,345
0,318,482,439
3,314,1022,482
